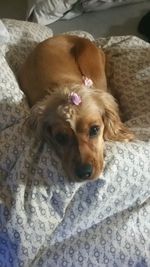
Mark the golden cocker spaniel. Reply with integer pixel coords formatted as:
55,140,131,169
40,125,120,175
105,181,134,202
19,34,134,181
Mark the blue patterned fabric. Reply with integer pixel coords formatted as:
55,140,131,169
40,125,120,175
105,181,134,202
0,19,150,267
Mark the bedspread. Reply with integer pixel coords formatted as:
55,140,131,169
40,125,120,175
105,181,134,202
0,19,150,267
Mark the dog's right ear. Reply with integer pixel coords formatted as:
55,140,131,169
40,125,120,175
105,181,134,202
27,96,50,137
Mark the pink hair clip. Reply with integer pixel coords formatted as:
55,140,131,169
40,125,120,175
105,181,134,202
83,76,93,87
70,92,82,106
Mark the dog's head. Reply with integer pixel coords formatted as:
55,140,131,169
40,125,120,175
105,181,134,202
28,85,134,181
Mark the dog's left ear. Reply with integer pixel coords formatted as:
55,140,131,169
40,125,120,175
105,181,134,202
97,91,134,141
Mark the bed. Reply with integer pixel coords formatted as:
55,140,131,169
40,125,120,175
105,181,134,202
0,19,150,267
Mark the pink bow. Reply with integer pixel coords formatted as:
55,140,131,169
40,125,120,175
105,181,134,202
70,92,82,106
83,76,93,87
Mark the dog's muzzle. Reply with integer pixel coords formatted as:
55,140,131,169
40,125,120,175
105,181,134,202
75,163,93,180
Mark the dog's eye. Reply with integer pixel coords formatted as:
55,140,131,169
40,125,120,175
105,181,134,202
55,133,69,145
89,125,100,138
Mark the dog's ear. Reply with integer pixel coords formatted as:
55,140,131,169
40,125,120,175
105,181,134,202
72,37,107,89
27,96,52,138
27,102,45,137
96,91,134,141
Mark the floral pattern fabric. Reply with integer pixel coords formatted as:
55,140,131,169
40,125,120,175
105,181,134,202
0,19,150,267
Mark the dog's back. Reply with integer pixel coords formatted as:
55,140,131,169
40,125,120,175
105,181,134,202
19,35,107,106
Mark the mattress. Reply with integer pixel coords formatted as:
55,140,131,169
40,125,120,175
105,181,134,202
0,19,150,267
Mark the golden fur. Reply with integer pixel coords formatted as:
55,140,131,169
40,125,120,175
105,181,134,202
19,34,134,181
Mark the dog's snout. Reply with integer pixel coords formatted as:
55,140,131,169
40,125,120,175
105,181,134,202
75,163,93,180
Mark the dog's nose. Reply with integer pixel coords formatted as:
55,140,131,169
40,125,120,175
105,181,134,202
75,163,93,180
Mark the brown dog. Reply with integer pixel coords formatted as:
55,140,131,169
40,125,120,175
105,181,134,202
19,34,134,181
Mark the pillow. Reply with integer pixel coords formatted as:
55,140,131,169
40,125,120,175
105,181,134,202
0,19,53,131
95,36,150,121
27,0,79,25
0,20,9,44
1,19,53,74
81,0,147,12
27,0,146,25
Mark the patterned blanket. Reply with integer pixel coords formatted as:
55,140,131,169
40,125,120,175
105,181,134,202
0,19,150,267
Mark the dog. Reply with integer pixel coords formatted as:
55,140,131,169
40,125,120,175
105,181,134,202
19,34,134,181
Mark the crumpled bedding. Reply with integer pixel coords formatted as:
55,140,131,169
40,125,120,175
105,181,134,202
81,0,146,12
0,19,150,267
26,0,146,25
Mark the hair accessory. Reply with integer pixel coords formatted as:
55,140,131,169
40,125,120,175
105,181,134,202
70,92,82,106
83,76,93,87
